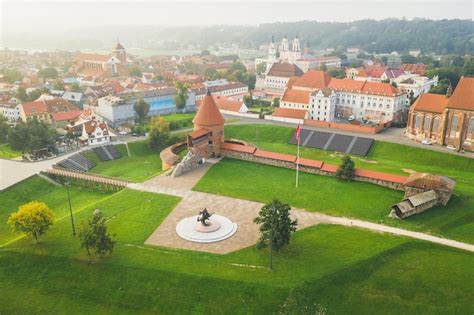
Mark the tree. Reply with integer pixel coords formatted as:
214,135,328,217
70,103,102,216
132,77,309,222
254,199,297,269
16,86,28,102
462,57,474,76
53,81,65,91
27,88,50,101
233,70,245,83
1,68,23,83
69,82,82,92
200,49,210,56
0,114,9,143
336,155,355,181
204,67,217,79
7,201,55,244
128,65,142,77
173,82,189,111
256,62,267,75
401,54,417,64
244,73,256,90
243,95,253,108
78,210,115,258
38,67,58,79
319,63,328,71
147,116,170,150
272,97,280,107
8,119,56,154
134,98,150,124
230,61,246,73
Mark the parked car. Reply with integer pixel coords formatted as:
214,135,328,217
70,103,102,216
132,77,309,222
348,115,355,121
119,131,128,135
421,139,432,145
446,145,456,151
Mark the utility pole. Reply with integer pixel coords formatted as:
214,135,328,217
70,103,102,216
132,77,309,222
65,181,76,236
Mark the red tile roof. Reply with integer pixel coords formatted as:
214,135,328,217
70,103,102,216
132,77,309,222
281,89,311,104
354,168,408,184
193,91,225,126
411,93,449,114
21,101,47,116
293,70,331,89
446,76,474,111
189,128,210,139
267,63,304,78
401,64,426,75
220,142,257,154
51,110,83,122
272,107,308,119
254,149,296,163
214,96,244,112
328,78,403,96
298,158,324,169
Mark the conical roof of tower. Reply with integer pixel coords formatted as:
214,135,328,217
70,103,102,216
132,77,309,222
193,90,225,126
115,41,125,50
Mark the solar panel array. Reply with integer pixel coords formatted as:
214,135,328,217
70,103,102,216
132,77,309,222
288,128,374,156
93,145,122,161
57,154,96,172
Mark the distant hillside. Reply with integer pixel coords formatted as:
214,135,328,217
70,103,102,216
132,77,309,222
3,19,473,55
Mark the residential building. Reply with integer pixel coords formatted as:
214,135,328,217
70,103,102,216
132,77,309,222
196,82,248,100
264,63,304,95
394,74,438,99
79,120,112,146
406,76,474,151
19,98,79,123
295,56,342,72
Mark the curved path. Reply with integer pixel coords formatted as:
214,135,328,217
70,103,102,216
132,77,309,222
129,161,474,254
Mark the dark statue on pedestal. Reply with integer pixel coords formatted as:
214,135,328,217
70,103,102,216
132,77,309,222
197,208,213,226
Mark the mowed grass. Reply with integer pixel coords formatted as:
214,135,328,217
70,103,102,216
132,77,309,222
1,178,473,313
83,141,162,182
0,176,111,245
195,158,403,221
222,124,474,243
0,144,22,159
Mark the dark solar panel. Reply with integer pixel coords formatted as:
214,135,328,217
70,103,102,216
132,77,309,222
349,137,374,156
306,131,333,149
327,134,353,152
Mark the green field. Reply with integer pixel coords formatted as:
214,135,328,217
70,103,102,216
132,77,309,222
82,141,162,182
206,124,474,243
0,144,22,159
1,176,472,313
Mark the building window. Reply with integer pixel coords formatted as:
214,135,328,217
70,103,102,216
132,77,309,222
415,115,421,129
432,117,439,134
466,118,474,142
423,116,430,131
450,114,458,138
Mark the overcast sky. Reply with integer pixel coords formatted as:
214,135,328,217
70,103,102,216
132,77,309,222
1,0,472,34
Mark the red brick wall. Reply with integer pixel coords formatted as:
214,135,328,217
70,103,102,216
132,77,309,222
303,119,388,134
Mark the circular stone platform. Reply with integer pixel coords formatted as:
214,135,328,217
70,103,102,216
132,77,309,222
176,215,237,243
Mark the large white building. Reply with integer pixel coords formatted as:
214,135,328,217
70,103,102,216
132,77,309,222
264,63,304,95
280,70,407,123
393,74,438,100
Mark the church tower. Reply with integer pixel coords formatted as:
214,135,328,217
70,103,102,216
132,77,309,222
280,36,289,63
292,36,301,52
113,40,127,64
268,35,277,63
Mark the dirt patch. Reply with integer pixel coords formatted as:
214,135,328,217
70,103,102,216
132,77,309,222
402,168,417,174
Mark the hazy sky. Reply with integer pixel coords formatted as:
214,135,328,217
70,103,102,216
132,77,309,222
1,0,472,34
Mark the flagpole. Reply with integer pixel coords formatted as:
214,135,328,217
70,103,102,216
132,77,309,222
296,132,300,188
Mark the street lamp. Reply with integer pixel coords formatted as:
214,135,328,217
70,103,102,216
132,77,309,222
64,181,76,237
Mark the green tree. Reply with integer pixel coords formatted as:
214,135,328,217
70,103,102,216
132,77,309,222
7,201,55,244
243,95,253,107
27,88,50,102
204,68,217,79
401,54,417,64
69,82,82,92
8,120,56,154
53,81,65,90
16,86,28,102
2,68,23,83
128,65,142,77
319,63,328,71
147,116,170,150
336,155,355,181
244,73,256,90
230,61,247,73
38,67,58,79
173,82,189,111
462,57,474,76
233,70,245,83
78,210,115,258
134,98,150,124
200,49,210,56
272,97,280,107
0,114,9,143
254,199,297,269
256,62,267,75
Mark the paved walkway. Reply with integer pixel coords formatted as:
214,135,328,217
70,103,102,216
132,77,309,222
129,161,474,254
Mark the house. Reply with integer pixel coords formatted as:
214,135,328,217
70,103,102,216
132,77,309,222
19,98,79,123
406,76,474,151
79,120,112,146
199,96,248,115
270,107,308,124
62,92,84,107
264,63,304,95
51,110,83,128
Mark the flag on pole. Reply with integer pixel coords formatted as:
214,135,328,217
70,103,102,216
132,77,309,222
294,124,301,144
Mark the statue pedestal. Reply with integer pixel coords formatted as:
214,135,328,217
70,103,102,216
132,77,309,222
176,215,237,243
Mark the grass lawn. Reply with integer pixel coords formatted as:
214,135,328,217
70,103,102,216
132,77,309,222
0,178,473,313
82,141,162,182
0,144,22,159
213,124,474,243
